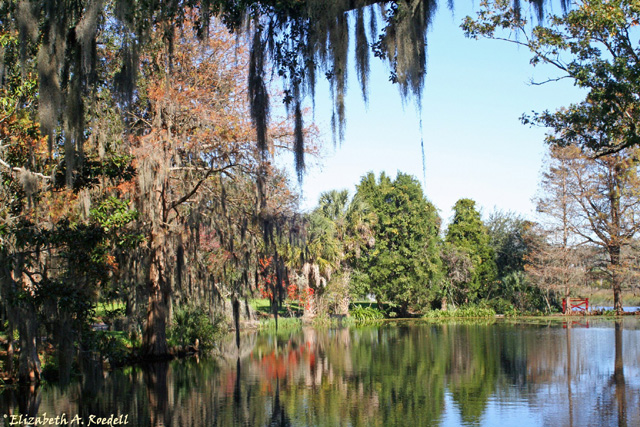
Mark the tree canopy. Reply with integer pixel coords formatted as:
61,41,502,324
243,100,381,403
464,0,640,155
445,198,497,303
355,171,442,314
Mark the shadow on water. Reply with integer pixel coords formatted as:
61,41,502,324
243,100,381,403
1,320,640,426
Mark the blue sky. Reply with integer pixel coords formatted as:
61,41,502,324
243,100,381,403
288,2,585,224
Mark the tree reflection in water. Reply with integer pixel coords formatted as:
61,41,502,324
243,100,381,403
144,362,170,427
566,322,574,427
613,321,627,427
1,320,639,426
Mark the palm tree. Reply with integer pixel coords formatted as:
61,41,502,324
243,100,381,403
301,190,375,317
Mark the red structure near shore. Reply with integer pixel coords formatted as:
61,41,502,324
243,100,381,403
562,298,589,314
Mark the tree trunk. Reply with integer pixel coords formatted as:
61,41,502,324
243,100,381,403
399,302,409,318
335,272,350,316
56,315,74,385
143,230,170,358
7,318,14,376
143,289,170,357
300,265,317,319
17,304,41,384
564,277,571,315
543,291,551,314
610,246,623,314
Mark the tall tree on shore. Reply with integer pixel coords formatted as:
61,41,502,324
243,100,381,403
355,172,442,315
526,146,587,310
445,199,497,304
485,210,548,312
125,18,317,357
534,145,640,312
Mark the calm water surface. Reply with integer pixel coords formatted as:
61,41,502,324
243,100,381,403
2,319,639,426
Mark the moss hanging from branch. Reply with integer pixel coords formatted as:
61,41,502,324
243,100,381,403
249,28,270,154
4,0,551,182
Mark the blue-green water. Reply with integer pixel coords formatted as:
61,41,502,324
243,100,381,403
2,319,639,426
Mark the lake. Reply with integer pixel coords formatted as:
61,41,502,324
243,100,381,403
2,318,639,426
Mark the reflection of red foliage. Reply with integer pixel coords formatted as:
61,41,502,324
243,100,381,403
308,351,315,370
251,340,316,392
223,371,237,395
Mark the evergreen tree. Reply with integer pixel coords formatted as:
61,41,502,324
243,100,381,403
445,199,497,304
355,172,442,315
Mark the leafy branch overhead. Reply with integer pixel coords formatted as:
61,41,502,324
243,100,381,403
1,0,546,183
463,0,640,155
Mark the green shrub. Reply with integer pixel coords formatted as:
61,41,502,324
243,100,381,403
97,332,131,366
168,305,225,350
487,298,515,315
350,305,385,322
41,353,60,381
82,330,133,367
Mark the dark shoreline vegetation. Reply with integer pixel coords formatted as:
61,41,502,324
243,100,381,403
3,0,640,392
2,298,639,387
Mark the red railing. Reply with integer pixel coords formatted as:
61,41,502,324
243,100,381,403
562,298,589,314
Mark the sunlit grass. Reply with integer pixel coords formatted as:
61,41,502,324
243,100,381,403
423,306,497,319
249,299,304,317
94,300,126,319
258,317,302,331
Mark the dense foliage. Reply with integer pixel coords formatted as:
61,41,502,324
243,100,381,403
445,198,497,305
354,172,442,315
